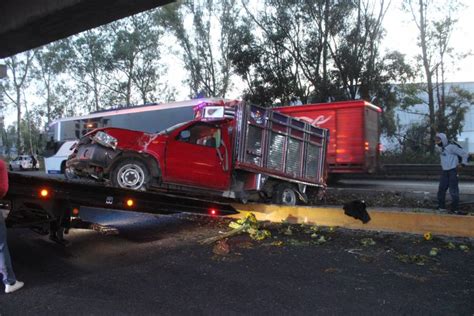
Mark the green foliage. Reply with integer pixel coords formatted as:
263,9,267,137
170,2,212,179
108,12,163,105
229,0,413,135
159,0,237,98
1,0,471,160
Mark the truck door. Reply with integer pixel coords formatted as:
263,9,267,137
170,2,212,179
164,121,231,190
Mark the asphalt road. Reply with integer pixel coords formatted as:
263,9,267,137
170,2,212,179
0,209,473,315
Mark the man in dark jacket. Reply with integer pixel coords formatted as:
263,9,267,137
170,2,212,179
435,133,469,214
0,160,24,293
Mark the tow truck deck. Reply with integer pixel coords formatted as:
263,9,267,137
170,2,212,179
2,172,237,243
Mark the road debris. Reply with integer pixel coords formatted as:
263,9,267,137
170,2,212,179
346,248,364,255
360,238,376,246
429,248,440,257
424,232,433,241
301,223,319,234
314,235,327,245
446,242,456,250
213,239,230,256
201,213,271,245
343,200,371,223
396,254,430,266
281,225,293,236
459,245,470,252
270,240,284,246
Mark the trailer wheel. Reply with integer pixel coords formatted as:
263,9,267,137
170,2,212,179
111,159,150,191
272,183,297,206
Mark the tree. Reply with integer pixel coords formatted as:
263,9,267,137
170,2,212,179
108,12,163,106
33,39,72,123
231,0,410,133
330,0,389,100
1,52,35,153
160,0,238,98
70,29,112,112
403,0,473,150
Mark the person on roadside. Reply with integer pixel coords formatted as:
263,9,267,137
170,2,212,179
435,132,469,215
0,159,24,293
30,155,37,169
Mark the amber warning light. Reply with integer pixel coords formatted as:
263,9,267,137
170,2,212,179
39,189,49,198
126,199,134,207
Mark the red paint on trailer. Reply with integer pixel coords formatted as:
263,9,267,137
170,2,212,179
275,100,381,173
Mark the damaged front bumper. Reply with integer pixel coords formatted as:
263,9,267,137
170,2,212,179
66,143,119,178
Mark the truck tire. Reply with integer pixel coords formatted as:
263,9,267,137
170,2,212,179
272,183,297,206
110,159,150,191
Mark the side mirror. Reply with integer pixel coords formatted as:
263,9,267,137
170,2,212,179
179,130,191,140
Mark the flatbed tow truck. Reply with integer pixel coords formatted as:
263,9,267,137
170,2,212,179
1,172,237,245
1,100,329,244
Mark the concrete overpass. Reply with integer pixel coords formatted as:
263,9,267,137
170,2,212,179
0,0,174,58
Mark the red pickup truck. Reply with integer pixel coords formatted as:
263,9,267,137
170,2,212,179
66,101,329,205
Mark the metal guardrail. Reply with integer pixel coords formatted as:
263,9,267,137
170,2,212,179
341,164,474,180
381,164,474,176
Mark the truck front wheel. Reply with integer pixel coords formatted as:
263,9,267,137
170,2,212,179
272,183,297,206
111,159,150,191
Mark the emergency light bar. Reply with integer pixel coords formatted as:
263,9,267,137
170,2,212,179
196,104,237,120
203,106,225,119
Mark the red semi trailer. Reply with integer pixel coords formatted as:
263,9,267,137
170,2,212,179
275,100,381,174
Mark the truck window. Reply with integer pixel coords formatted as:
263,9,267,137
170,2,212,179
178,123,220,148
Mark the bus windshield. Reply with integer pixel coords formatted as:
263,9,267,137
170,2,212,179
157,122,188,135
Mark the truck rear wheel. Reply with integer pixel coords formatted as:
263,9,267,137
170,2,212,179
272,183,297,206
110,159,150,191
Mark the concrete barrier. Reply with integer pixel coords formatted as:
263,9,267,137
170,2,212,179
230,204,474,238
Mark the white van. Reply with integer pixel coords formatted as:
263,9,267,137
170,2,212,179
44,140,77,174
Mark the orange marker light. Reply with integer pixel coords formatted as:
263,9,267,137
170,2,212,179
72,208,80,216
364,141,370,151
126,199,134,207
39,189,49,198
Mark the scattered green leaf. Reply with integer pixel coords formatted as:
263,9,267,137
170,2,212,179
360,238,376,246
429,248,440,256
446,242,456,250
459,245,470,252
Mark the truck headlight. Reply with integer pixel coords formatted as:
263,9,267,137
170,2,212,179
92,131,118,150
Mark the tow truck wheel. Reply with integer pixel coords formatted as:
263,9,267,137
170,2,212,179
273,183,297,206
111,159,150,191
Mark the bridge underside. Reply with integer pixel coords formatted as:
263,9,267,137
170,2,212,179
0,0,174,58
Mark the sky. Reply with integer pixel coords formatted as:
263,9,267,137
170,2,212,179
2,0,474,127
382,0,474,83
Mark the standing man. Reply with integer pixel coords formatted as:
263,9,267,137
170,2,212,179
435,133,469,215
0,159,24,293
